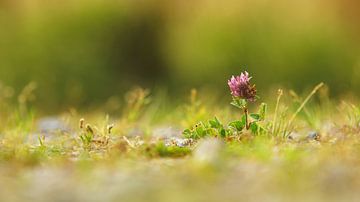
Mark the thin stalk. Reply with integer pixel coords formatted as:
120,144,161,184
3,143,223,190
272,89,283,136
288,82,324,126
244,108,250,130
283,82,324,138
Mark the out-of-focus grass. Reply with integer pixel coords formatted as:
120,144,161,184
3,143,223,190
0,85,359,201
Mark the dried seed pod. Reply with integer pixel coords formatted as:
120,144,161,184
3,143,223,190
277,89,283,96
107,124,114,134
86,124,94,134
79,118,85,129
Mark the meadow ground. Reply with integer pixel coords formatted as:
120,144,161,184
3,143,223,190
0,85,359,202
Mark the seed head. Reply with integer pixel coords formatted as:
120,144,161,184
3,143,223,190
79,118,85,129
107,124,114,134
86,124,94,135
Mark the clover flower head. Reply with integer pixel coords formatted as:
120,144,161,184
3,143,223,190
228,71,257,102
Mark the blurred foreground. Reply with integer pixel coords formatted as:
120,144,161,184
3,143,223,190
0,87,359,201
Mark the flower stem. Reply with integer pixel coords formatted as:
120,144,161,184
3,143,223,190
244,108,250,130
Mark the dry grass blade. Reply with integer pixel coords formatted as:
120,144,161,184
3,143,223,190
272,89,283,136
288,82,324,127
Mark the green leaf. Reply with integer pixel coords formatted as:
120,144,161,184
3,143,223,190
228,120,245,131
230,101,239,108
195,122,208,137
258,103,267,121
250,113,261,121
220,128,227,137
183,129,191,134
183,129,192,138
205,128,214,136
214,117,221,126
195,127,204,137
209,120,217,128
250,122,259,134
209,117,222,128
230,97,247,109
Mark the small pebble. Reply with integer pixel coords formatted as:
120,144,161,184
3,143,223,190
308,131,320,141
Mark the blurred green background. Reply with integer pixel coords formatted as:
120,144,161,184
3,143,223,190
0,0,359,111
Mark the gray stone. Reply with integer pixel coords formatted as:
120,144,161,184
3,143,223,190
152,126,182,139
37,117,69,134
